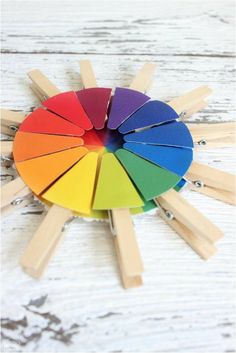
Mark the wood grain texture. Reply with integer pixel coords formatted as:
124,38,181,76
1,0,236,352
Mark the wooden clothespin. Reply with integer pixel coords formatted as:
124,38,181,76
93,152,144,288
129,63,157,93
155,188,222,260
111,210,143,288
168,86,212,116
187,122,236,148
185,161,236,205
79,61,144,287
1,177,33,218
109,209,143,287
184,100,208,118
28,69,60,100
20,204,74,278
79,60,98,88
118,63,156,287
1,109,25,136
116,63,156,287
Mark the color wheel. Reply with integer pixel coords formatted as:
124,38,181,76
13,88,194,219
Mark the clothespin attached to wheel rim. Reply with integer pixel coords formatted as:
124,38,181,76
187,122,236,148
168,86,212,116
185,161,236,205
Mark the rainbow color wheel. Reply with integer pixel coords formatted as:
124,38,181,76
13,87,194,218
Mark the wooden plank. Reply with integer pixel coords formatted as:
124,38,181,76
1,1,234,57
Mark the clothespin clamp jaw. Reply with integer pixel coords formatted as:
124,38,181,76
1,109,25,136
155,198,174,221
168,86,213,119
185,161,236,205
1,155,14,167
1,179,34,218
1,140,14,166
2,193,35,218
108,209,117,236
187,122,236,148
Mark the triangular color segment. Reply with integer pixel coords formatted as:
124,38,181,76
107,87,150,130
43,91,93,130
115,149,181,200
93,153,144,209
16,147,88,195
77,88,112,130
124,143,193,177
43,152,98,215
124,121,194,148
13,131,84,162
119,100,179,134
19,108,84,137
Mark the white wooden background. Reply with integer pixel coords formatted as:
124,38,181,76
1,1,236,352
